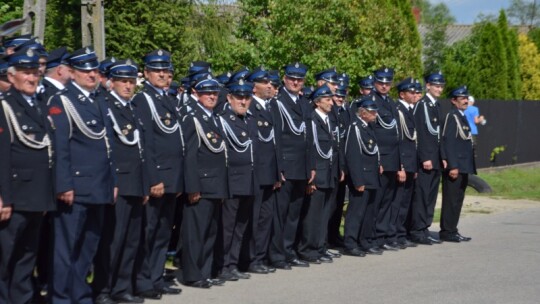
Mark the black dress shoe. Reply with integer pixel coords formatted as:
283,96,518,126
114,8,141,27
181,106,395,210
365,247,384,255
248,264,268,274
272,261,292,270
163,273,176,282
302,256,321,264
218,270,239,281
411,237,432,245
185,280,211,288
95,294,117,304
207,278,225,286
399,239,418,248
136,289,162,300
157,286,182,295
380,244,399,251
343,248,366,257
230,268,251,279
263,264,276,272
325,249,342,258
288,258,309,267
440,234,461,243
457,233,472,242
111,293,144,303
427,235,442,244
319,255,333,263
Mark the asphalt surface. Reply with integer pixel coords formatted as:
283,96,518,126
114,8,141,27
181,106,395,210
155,201,540,304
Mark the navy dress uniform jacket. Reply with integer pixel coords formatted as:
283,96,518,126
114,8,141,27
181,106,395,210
370,92,401,172
106,92,151,197
182,106,228,199
413,95,443,169
396,101,418,173
132,83,183,193
345,116,381,189
311,111,341,189
273,88,315,180
48,82,116,204
441,108,476,174
0,88,55,211
220,107,258,197
249,99,282,186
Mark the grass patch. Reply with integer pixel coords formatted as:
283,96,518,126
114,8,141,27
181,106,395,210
467,167,540,201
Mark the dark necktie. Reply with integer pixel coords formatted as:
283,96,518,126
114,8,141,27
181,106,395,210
31,97,42,116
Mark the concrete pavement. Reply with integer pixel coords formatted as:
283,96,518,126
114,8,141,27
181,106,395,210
155,197,540,304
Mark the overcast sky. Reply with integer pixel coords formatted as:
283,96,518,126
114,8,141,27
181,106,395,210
430,0,513,24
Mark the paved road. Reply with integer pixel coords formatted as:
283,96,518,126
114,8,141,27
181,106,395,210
155,202,540,304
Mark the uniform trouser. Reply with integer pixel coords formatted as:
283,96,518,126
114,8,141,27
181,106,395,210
220,196,254,272
0,211,43,304
393,172,416,243
440,172,468,237
248,185,276,267
181,198,220,282
327,180,346,246
93,196,143,297
343,187,378,250
34,213,51,291
168,194,185,257
298,187,333,259
268,179,307,263
51,203,105,304
409,169,441,240
135,193,176,292
374,171,399,245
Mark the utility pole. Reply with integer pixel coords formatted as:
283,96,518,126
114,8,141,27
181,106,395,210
81,0,106,60
22,0,47,41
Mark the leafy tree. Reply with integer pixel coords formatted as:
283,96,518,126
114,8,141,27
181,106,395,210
413,0,456,76
238,0,423,93
498,10,522,99
507,0,540,26
0,0,24,25
44,0,81,51
412,0,456,24
517,33,540,100
441,38,478,95
472,22,508,99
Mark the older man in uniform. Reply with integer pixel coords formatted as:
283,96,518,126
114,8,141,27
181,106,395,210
409,71,446,245
245,67,281,274
48,46,117,304
91,60,152,304
440,86,475,243
268,62,315,269
370,67,404,253
216,79,258,281
298,85,343,263
343,97,381,256
181,76,228,288
0,48,55,304
132,49,183,298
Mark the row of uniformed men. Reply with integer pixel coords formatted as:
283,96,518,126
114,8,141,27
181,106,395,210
0,34,476,304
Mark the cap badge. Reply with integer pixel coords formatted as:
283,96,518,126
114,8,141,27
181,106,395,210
111,57,116,63
384,68,388,73
239,79,244,85
261,66,266,71
368,75,372,79
26,49,34,57
295,62,300,68
126,59,133,65
158,50,163,56
227,72,232,77
85,47,91,54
